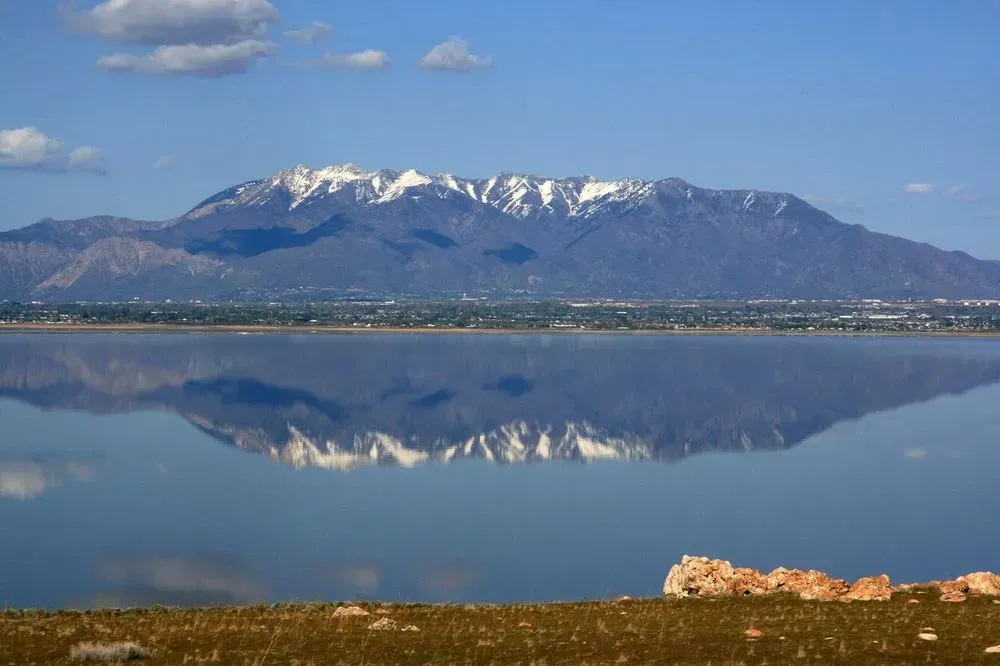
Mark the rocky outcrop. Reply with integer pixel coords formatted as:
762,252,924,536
663,556,735,598
663,556,881,602
766,567,850,601
728,568,770,596
842,575,893,602
940,572,1000,596
664,556,1000,603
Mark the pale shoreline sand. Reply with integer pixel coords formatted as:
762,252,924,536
1,323,1000,337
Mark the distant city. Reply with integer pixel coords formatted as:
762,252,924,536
2,299,999,333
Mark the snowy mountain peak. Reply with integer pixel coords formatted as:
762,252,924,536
207,163,668,220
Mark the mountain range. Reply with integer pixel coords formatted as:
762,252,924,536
2,335,998,471
3,163,1000,300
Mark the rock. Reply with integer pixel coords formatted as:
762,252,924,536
617,595,633,601
367,618,398,631
401,625,420,632
842,575,893,602
940,572,1000,596
767,568,850,601
744,628,764,639
917,633,938,641
940,591,967,603
940,580,966,594
962,572,1000,595
728,568,770,596
663,555,735,597
333,605,370,617
985,645,1000,653
518,621,532,629
907,599,920,604
375,609,392,615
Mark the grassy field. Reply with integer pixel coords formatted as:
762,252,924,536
3,590,1000,665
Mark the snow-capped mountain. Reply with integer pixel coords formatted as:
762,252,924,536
4,162,1000,300
194,163,659,220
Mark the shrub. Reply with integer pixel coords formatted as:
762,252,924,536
70,641,150,662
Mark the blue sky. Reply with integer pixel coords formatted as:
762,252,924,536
2,1,1000,256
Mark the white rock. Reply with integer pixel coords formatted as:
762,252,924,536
333,605,370,617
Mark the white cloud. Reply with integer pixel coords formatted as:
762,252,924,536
69,145,104,169
0,126,61,166
903,183,934,194
63,0,280,46
308,49,390,71
419,37,491,72
945,184,980,203
97,39,277,77
152,155,173,169
0,126,105,174
985,210,1000,220
283,20,332,44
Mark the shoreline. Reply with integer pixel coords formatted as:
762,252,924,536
2,323,1000,337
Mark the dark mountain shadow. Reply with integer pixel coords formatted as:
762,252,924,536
409,389,457,409
178,378,347,423
410,229,459,249
484,375,535,397
484,243,538,265
185,214,351,258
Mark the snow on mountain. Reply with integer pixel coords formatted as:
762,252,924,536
190,163,659,220
225,420,655,472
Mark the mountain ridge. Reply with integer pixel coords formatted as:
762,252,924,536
3,163,999,301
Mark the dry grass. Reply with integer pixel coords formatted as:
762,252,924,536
3,591,1000,665
69,640,150,661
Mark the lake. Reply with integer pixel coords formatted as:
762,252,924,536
1,333,999,610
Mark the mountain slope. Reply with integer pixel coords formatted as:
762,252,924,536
36,237,231,299
3,163,999,300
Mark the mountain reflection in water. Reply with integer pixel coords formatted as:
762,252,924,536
1,334,998,470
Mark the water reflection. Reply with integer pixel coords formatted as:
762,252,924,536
0,453,100,499
0,334,998,470
1,334,999,608
89,556,265,609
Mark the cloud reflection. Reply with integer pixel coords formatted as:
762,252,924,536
0,458,98,500
0,462,49,500
94,555,265,607
419,563,478,596
323,562,381,591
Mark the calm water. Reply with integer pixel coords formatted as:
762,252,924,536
1,333,999,609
